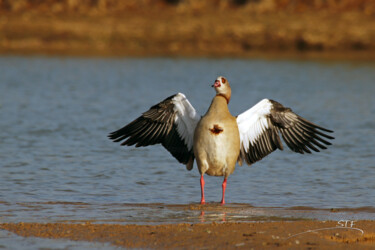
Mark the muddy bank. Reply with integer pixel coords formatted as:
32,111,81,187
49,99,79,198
2,203,375,248
1,221,375,249
1,1,375,58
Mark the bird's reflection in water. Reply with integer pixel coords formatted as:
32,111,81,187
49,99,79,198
199,210,227,223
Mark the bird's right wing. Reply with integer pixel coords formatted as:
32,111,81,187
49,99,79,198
108,93,201,170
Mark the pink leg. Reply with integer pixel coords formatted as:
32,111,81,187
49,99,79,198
200,175,206,204
220,178,227,205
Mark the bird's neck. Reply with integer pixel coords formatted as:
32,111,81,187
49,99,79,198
206,95,230,116
216,93,230,104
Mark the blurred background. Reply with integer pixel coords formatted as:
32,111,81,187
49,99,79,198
1,0,375,58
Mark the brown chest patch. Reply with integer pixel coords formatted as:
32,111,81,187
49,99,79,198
209,124,224,135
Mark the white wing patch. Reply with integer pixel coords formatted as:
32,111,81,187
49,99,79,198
236,99,272,152
173,93,200,150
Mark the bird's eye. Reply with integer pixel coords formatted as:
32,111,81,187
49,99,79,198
222,77,226,84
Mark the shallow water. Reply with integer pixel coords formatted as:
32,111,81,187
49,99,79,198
0,56,375,223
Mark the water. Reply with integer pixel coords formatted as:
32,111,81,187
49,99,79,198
0,56,375,247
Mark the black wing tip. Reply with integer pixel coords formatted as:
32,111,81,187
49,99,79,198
324,135,335,140
108,133,117,141
299,116,335,133
108,132,116,140
316,126,334,133
108,130,129,143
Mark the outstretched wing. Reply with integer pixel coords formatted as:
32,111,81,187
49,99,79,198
108,93,200,170
236,99,334,166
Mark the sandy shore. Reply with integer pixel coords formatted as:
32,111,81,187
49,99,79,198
1,203,375,248
1,220,375,249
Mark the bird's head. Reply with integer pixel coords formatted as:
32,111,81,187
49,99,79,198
212,76,231,103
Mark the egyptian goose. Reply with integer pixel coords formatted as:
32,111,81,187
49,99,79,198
109,76,334,204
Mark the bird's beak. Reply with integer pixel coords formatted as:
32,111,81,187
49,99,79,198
212,80,221,88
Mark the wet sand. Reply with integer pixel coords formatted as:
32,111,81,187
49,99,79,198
1,220,375,249
1,204,375,248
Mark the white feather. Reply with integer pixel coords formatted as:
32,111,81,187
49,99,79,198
236,99,273,151
172,93,200,150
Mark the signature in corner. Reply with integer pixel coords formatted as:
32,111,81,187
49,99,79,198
285,220,364,240
337,219,357,228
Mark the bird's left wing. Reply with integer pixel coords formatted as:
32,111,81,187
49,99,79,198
109,93,201,170
236,99,334,166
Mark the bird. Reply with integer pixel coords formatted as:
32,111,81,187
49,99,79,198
108,76,334,205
